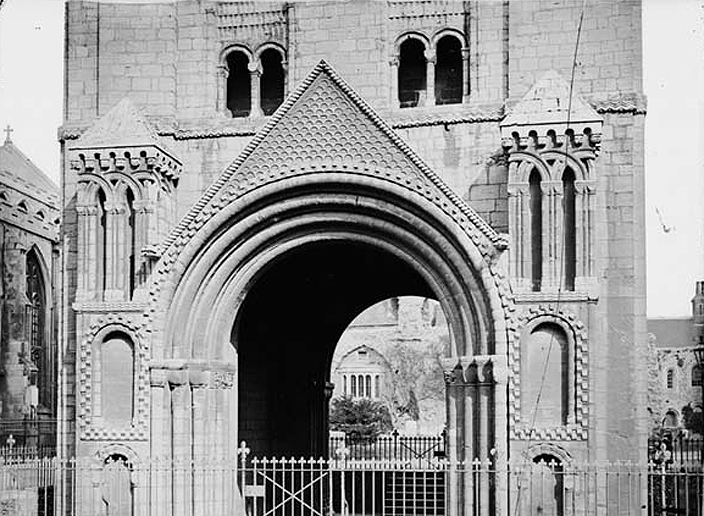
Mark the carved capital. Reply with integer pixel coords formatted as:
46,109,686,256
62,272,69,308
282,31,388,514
105,201,127,215
76,204,99,216
217,64,229,78
210,370,235,389
248,62,262,75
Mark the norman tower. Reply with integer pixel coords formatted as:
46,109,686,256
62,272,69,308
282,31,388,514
60,1,646,513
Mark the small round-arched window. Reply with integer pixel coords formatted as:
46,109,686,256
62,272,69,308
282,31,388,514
226,50,252,118
398,38,427,108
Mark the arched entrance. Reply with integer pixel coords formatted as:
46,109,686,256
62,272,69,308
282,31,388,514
236,241,437,457
157,172,506,456
151,62,511,515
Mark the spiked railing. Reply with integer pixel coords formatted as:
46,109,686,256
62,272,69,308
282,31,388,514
1,451,703,515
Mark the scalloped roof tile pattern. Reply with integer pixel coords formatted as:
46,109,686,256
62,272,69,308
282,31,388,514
162,60,504,256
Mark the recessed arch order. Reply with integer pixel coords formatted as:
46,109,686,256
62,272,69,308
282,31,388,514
157,171,508,366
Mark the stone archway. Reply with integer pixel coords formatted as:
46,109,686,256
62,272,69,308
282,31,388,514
151,174,511,514
148,62,512,515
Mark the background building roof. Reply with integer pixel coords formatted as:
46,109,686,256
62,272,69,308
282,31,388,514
648,317,693,348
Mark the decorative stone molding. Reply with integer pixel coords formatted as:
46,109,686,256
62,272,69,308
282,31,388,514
148,360,237,390
513,289,597,304
158,61,507,267
520,442,574,465
442,355,504,386
509,306,588,440
78,315,149,441
94,443,140,467
216,1,288,43
589,92,647,115
73,301,149,313
501,71,601,294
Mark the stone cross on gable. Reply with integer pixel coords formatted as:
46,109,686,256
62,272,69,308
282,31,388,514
3,124,13,144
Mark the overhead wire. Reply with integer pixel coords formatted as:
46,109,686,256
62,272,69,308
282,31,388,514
512,0,588,513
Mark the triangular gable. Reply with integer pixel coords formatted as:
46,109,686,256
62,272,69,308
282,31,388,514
501,70,602,139
70,97,162,150
162,60,506,258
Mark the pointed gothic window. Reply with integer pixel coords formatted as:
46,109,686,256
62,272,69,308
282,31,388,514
529,170,543,291
226,51,251,118
435,35,462,105
562,168,576,290
398,38,427,108
26,250,52,412
692,365,702,387
260,48,285,116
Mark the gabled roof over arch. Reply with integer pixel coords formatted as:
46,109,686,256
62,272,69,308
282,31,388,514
161,60,506,261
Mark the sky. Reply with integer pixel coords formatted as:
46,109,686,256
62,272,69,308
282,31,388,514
0,0,702,318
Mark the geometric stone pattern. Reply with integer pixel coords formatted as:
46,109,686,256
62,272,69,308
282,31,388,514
78,314,148,441
509,305,588,440
158,61,507,264
152,61,514,327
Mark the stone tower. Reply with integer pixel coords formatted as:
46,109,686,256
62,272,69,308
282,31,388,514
60,1,646,513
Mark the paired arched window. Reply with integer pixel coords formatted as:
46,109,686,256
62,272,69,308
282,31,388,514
435,35,463,105
92,186,137,301
398,38,427,108
522,166,578,292
522,323,569,427
93,331,135,423
692,365,702,387
260,48,285,116
26,250,54,412
224,46,286,118
226,51,251,118
397,33,466,108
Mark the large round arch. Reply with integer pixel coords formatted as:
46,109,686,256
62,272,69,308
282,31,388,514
154,171,509,459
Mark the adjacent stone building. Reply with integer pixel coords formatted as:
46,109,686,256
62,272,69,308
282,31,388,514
330,296,449,434
0,128,60,450
647,281,704,434
59,1,647,514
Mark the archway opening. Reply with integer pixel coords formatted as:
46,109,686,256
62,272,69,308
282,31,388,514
235,241,438,458
328,296,449,459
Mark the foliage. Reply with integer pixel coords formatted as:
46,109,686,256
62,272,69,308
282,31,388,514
681,403,704,434
398,388,420,421
329,396,393,441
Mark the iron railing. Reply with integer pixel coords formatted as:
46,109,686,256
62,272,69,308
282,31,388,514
648,435,704,465
0,418,57,450
2,454,704,515
328,433,445,462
